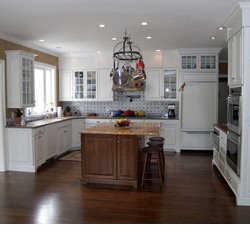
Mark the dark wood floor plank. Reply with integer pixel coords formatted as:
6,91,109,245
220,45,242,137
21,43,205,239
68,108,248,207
0,151,250,223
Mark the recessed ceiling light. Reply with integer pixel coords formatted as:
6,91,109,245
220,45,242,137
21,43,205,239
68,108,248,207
99,24,105,28
156,49,161,52
39,39,45,42
211,36,216,40
146,36,152,39
112,37,117,41
218,26,224,31
141,22,148,26
96,51,101,54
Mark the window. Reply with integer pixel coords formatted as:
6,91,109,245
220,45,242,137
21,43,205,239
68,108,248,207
29,63,56,115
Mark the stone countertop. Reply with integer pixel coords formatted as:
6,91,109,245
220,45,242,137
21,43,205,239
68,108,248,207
5,115,178,129
81,122,160,136
214,123,228,133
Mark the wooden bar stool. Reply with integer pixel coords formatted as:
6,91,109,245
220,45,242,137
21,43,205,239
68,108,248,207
147,141,165,178
141,146,164,187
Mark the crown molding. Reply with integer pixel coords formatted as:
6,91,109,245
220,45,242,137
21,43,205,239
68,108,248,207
0,32,60,57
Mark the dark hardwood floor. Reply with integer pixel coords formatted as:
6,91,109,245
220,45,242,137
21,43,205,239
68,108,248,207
1,151,250,224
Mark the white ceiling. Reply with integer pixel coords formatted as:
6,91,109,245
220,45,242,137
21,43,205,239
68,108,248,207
0,0,246,56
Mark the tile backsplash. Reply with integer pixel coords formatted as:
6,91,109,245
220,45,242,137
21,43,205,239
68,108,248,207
63,91,179,117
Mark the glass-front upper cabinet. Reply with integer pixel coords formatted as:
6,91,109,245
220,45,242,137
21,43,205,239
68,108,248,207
163,68,178,100
22,57,35,106
200,55,216,70
86,71,96,99
5,50,36,108
181,55,197,70
73,70,97,100
74,71,84,99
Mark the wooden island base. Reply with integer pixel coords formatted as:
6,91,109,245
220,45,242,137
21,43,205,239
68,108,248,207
81,122,160,189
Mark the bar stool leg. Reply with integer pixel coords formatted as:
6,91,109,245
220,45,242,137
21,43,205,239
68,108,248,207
141,152,148,188
156,152,163,187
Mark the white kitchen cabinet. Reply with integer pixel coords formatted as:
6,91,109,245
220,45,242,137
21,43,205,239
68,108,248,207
228,29,242,86
145,68,161,101
72,119,85,148
59,70,73,101
45,123,58,159
162,68,178,100
97,69,113,101
5,127,45,172
5,50,36,108
213,127,239,196
144,119,180,152
181,82,217,131
162,120,180,152
73,70,97,100
59,70,97,101
34,127,45,167
181,55,197,70
56,120,72,155
179,51,219,72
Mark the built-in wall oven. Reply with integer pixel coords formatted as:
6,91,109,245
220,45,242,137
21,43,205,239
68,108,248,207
227,87,241,135
227,87,242,177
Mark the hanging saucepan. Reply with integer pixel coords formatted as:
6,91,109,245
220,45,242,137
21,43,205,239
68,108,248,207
113,66,130,86
131,68,146,87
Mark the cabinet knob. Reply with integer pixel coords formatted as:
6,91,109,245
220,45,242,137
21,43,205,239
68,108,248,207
117,140,120,143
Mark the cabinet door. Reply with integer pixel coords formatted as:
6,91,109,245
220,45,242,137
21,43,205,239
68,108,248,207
235,30,242,85
5,50,36,108
181,82,217,131
59,70,73,101
181,55,197,70
162,68,177,100
86,70,97,100
200,55,217,71
162,126,177,149
45,124,57,159
34,134,45,167
145,68,161,101
72,119,85,148
117,135,137,180
82,134,117,179
73,71,84,100
97,69,113,101
22,57,35,107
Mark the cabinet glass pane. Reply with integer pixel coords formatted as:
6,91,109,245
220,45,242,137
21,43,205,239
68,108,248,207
181,56,197,69
200,55,216,70
74,71,84,99
86,70,97,99
163,69,177,99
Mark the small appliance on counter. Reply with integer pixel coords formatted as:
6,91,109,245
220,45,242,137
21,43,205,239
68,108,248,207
167,104,176,118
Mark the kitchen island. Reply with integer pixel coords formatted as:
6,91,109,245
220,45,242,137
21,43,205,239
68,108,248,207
81,122,160,188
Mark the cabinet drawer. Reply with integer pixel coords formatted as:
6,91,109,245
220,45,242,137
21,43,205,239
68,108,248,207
224,168,239,195
219,144,226,157
219,131,227,146
33,127,45,136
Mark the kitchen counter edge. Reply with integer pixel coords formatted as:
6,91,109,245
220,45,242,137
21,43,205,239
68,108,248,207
6,116,179,129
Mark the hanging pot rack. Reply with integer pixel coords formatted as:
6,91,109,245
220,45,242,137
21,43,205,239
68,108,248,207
113,31,143,61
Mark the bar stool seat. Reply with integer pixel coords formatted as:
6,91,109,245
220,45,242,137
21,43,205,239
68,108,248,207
149,136,165,142
141,146,164,187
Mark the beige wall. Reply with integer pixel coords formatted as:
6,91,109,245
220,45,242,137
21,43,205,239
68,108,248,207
0,38,59,118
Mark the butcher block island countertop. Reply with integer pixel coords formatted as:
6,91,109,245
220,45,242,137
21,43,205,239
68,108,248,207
81,122,161,188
